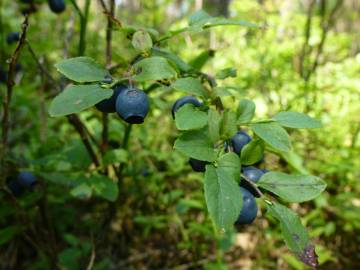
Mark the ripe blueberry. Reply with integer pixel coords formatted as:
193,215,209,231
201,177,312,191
16,171,37,188
48,0,66,14
115,87,150,124
95,84,126,113
240,166,265,198
189,158,209,172
6,32,20,44
230,131,252,155
171,96,202,119
242,166,264,183
235,187,258,225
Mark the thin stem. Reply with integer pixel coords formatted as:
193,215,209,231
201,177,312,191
299,0,316,78
101,0,115,155
1,16,29,184
79,0,91,56
27,43,59,88
118,124,132,175
69,0,83,18
67,115,101,167
240,173,264,197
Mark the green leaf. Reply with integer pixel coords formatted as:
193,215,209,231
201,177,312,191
220,110,237,139
103,149,128,166
266,202,310,255
273,111,322,129
202,18,259,29
216,68,237,80
151,48,193,72
208,109,221,143
49,84,113,117
175,104,207,130
55,57,109,83
258,172,326,202
171,77,207,97
217,152,241,183
188,10,258,30
0,226,23,245
132,30,153,52
70,184,92,199
237,99,255,124
214,86,233,97
189,49,215,71
204,165,242,231
251,122,291,152
188,10,212,26
133,56,177,82
91,175,118,202
174,129,217,162
240,139,264,165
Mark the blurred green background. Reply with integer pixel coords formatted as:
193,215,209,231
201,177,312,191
0,0,359,269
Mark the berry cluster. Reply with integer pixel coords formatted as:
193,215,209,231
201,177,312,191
18,0,66,15
172,96,269,226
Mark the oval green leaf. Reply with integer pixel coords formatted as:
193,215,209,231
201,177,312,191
258,172,326,202
49,84,113,117
251,122,291,152
55,57,109,83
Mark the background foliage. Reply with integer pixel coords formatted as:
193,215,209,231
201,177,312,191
0,0,359,269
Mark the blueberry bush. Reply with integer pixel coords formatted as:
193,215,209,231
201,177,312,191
1,1,359,269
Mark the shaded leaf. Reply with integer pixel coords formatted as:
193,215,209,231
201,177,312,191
189,10,212,26
204,165,242,231
175,104,207,130
174,129,217,162
103,149,128,166
251,122,291,152
240,139,264,165
216,68,237,80
133,56,177,82
273,111,322,129
258,172,326,202
91,175,118,202
267,202,318,268
151,48,193,72
55,57,109,83
208,109,221,143
70,184,92,199
189,49,215,70
0,226,23,246
49,84,113,117
172,77,207,97
132,30,153,52
217,152,241,183
220,110,237,138
237,99,255,124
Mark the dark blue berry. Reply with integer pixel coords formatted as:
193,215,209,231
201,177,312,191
6,32,20,44
116,87,150,124
231,131,252,155
95,84,126,113
171,96,202,119
189,158,209,172
235,187,258,225
48,0,66,14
